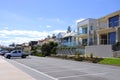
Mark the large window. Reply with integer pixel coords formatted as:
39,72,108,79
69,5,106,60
108,32,116,45
109,15,119,27
82,27,87,34
90,26,93,30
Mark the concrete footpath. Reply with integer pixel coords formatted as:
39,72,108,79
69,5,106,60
0,56,35,80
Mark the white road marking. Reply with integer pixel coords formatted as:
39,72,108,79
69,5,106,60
9,60,58,80
44,68,87,73
57,72,109,79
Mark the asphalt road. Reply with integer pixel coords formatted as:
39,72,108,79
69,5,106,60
7,56,120,80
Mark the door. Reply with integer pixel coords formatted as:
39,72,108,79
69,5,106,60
11,50,18,57
100,34,107,44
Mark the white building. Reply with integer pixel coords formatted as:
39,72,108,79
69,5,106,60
77,18,98,46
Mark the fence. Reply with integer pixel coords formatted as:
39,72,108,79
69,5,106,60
56,47,85,55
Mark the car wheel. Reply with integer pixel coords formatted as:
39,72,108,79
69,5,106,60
7,55,11,59
21,55,26,58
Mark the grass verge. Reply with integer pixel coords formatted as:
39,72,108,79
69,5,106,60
99,58,120,66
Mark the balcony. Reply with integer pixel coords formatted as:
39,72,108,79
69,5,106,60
98,27,116,34
98,21,120,34
60,41,78,47
76,32,88,38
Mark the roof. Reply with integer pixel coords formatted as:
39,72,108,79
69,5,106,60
63,32,76,38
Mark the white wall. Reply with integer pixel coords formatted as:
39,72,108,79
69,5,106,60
85,45,113,57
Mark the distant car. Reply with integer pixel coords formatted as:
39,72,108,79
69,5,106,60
0,50,9,56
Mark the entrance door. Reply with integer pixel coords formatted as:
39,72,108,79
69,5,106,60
101,34,107,44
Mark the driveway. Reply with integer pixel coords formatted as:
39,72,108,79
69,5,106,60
7,56,120,80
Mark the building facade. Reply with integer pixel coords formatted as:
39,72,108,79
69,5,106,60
97,10,120,45
60,32,77,47
77,18,98,46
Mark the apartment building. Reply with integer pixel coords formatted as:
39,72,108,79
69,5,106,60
77,18,98,46
97,10,120,45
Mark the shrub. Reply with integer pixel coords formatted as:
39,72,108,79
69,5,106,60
92,57,103,63
84,55,90,61
41,42,58,56
36,52,45,57
67,55,75,60
90,53,93,59
74,54,83,61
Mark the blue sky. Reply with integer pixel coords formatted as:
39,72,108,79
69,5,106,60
0,0,120,46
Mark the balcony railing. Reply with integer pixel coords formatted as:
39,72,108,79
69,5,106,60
60,41,78,47
99,39,116,45
76,32,88,36
99,21,120,29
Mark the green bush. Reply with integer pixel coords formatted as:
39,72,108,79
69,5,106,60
36,52,45,57
41,41,58,56
92,57,103,63
74,54,83,61
31,51,45,57
90,53,93,59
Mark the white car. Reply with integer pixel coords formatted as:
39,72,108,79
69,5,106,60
4,50,31,59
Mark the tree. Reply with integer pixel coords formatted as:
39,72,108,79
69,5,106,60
47,35,51,39
67,26,71,33
52,34,56,39
41,41,58,56
9,43,16,47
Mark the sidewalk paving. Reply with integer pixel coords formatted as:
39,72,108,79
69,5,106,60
0,56,36,80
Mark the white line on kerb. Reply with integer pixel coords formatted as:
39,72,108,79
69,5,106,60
11,60,58,80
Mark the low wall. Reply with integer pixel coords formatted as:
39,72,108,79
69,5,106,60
85,45,113,57
56,48,85,55
113,50,120,58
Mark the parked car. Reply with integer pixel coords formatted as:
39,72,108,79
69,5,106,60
0,50,9,56
4,50,31,59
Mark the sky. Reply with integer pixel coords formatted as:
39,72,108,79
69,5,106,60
0,0,120,46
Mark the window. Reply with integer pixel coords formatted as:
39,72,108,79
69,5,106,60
13,51,17,53
82,28,87,34
18,51,21,53
108,32,116,45
109,15,119,27
82,39,87,46
90,26,93,30
89,38,93,45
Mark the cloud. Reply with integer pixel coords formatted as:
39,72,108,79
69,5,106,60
0,30,50,38
0,29,67,46
76,18,85,23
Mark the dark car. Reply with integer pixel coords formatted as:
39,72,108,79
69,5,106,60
0,50,9,56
